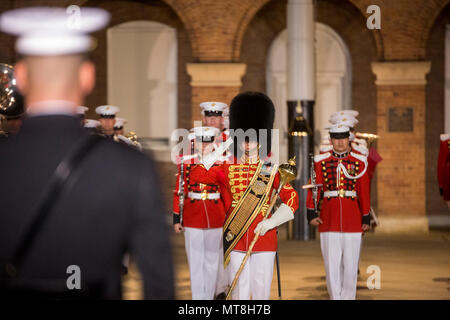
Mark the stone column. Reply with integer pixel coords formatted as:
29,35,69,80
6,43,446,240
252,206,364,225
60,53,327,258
287,0,316,240
371,61,431,233
186,63,246,126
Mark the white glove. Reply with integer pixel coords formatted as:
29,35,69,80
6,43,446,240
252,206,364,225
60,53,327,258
254,203,294,236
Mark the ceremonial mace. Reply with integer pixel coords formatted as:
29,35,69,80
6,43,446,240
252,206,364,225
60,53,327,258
226,157,298,300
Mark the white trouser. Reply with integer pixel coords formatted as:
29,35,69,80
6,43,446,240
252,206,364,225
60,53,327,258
320,232,362,300
215,240,229,295
227,251,276,300
184,227,222,300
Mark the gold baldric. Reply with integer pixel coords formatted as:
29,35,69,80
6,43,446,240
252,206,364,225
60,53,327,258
223,161,278,267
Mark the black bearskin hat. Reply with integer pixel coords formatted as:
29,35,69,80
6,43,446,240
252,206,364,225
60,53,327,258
229,91,275,156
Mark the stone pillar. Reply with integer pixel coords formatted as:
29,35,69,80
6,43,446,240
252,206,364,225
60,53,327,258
287,0,315,102
287,0,316,240
371,61,431,233
186,63,246,125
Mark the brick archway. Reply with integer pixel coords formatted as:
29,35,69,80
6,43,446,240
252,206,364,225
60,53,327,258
80,0,193,130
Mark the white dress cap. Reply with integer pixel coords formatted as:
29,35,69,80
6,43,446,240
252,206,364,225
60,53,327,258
328,123,350,133
114,117,127,129
77,106,88,115
329,117,359,129
188,126,220,141
95,105,120,117
329,110,359,122
0,7,110,55
84,119,100,128
200,102,228,115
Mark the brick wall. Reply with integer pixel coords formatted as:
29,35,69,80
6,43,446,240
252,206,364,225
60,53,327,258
348,0,450,60
191,86,240,124
163,0,269,61
376,85,426,217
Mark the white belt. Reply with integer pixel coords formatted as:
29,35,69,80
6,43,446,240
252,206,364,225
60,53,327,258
324,190,357,198
188,192,221,200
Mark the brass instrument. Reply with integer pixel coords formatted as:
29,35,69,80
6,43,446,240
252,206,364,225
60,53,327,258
226,157,297,300
0,63,24,134
114,131,142,150
0,63,17,114
355,132,379,148
125,131,139,146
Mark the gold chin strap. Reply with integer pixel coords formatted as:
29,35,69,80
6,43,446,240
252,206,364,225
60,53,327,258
242,144,260,164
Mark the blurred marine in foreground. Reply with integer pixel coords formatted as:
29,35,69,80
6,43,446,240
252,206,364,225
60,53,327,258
0,7,173,299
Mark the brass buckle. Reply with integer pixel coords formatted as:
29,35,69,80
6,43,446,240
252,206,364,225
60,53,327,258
201,190,208,200
339,189,345,198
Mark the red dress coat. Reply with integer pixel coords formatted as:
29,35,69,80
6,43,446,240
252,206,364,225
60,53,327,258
307,151,371,233
173,161,231,229
438,134,450,201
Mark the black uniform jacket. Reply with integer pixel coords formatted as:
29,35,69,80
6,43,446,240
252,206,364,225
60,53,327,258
0,114,173,299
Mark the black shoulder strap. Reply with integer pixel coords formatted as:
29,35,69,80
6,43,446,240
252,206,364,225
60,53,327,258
5,134,103,278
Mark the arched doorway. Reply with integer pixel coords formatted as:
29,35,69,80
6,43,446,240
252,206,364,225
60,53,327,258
107,20,177,154
425,3,450,223
266,22,352,162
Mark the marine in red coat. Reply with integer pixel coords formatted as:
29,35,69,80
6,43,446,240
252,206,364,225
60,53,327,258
172,126,231,300
224,91,299,300
438,133,450,201
306,148,371,232
198,101,232,298
307,123,370,300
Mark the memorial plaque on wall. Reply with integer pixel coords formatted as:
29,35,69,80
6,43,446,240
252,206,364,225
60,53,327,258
388,107,413,132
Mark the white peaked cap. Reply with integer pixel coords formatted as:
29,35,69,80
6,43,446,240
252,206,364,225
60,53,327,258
331,118,359,129
188,126,220,141
329,110,359,122
114,117,127,128
200,102,228,115
0,7,110,55
95,105,120,116
84,119,100,128
328,123,350,133
329,115,359,127
77,106,88,115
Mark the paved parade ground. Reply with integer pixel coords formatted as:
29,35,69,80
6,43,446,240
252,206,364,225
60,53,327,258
122,228,450,300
